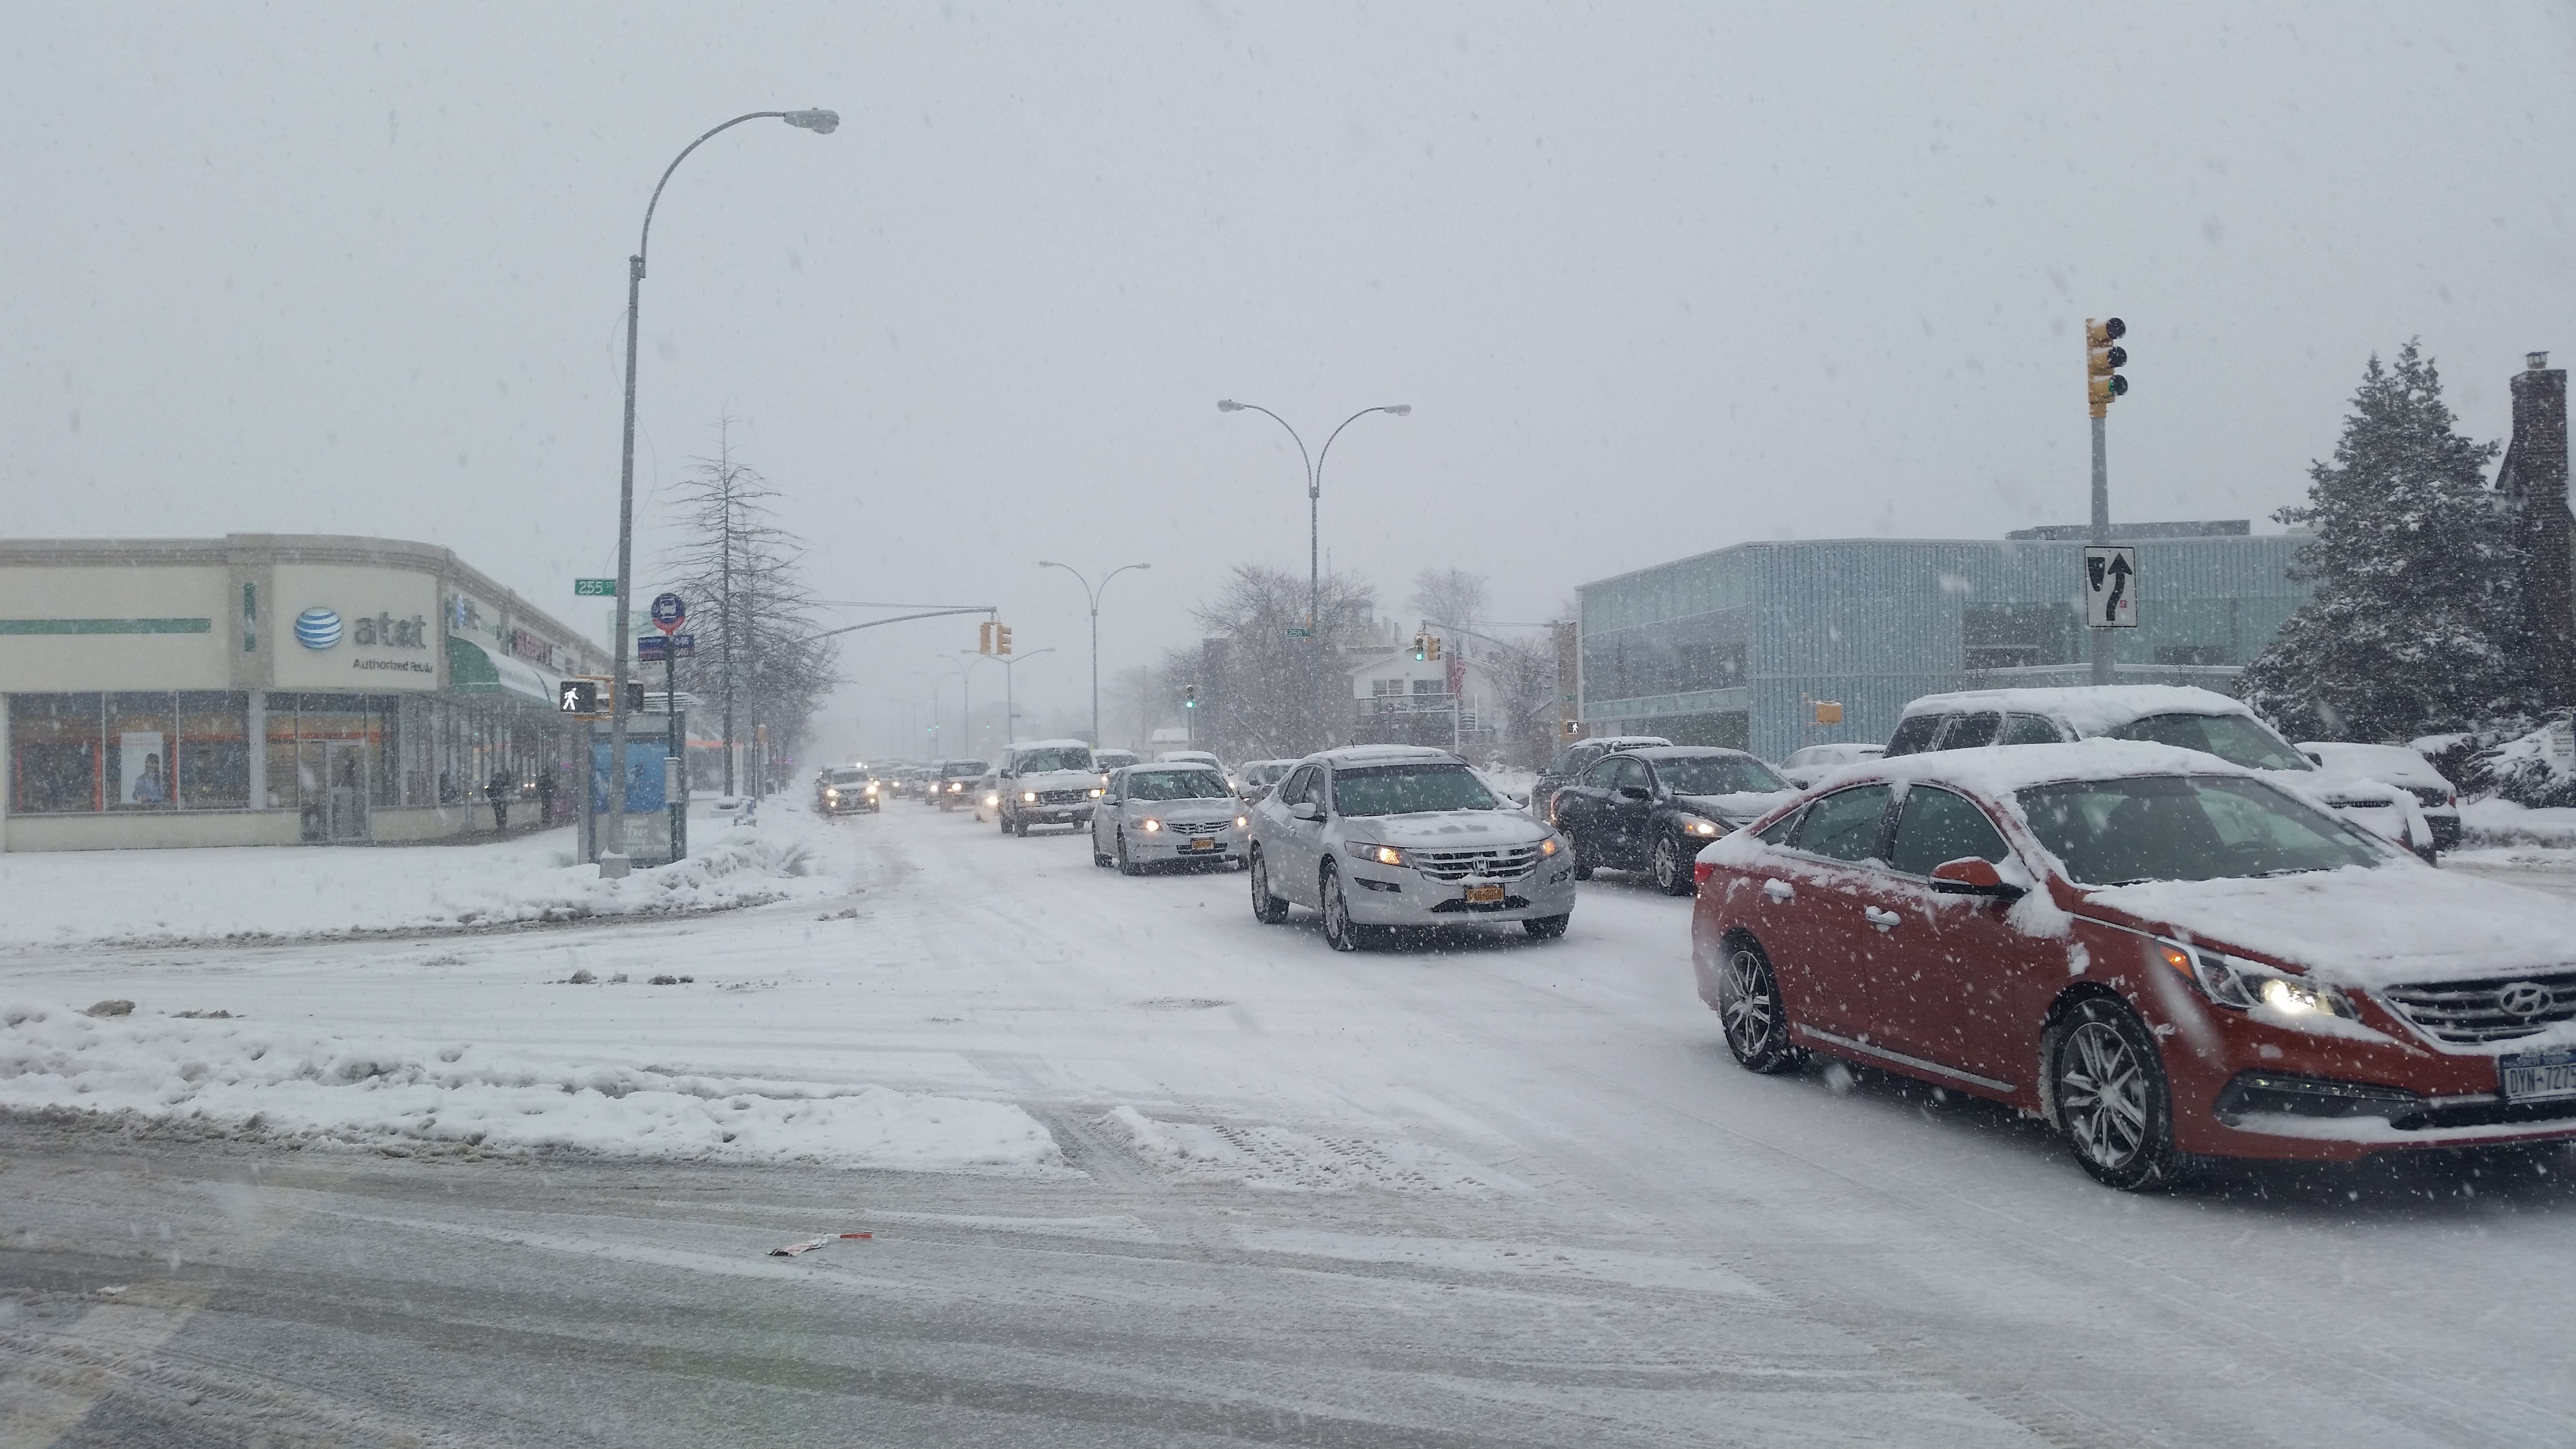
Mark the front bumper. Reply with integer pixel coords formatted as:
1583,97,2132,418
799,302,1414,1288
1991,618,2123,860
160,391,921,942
1336,854,1579,926
1012,804,1094,825
1126,828,1245,862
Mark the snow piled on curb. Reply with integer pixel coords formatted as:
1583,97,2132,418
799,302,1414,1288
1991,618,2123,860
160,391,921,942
0,812,840,947
1105,1105,1514,1193
0,1001,1061,1172
2461,798,2576,851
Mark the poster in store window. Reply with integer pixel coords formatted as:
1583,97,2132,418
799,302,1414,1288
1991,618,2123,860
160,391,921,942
119,731,169,805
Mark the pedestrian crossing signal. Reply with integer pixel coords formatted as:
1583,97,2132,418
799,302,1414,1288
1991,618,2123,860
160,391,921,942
557,680,600,715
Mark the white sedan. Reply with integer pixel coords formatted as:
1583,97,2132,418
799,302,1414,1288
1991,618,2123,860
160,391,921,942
1092,764,1248,874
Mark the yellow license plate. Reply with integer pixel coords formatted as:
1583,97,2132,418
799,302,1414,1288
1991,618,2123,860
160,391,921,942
1464,884,1506,904
1186,838,1218,852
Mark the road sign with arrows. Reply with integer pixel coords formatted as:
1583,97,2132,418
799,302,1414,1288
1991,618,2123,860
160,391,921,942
2083,546,2139,628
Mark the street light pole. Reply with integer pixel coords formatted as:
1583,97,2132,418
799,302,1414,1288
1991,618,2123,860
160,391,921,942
1037,561,1149,746
963,647,1057,748
1216,402,1410,635
600,106,837,878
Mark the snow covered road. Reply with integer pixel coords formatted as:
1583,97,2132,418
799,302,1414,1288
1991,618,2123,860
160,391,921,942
5,803,2575,1446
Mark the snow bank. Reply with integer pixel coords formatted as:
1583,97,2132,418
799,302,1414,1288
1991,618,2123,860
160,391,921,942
0,1000,1060,1171
1106,1106,1514,1193
0,810,840,948
2460,798,2576,850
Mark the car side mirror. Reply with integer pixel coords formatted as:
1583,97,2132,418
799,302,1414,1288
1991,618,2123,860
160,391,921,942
1930,856,2023,900
1290,801,1324,822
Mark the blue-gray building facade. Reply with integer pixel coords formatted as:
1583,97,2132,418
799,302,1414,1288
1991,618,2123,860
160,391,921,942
1575,531,2310,762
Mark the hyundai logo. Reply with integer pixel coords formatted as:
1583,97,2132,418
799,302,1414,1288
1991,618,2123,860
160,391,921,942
294,608,343,650
2498,982,2555,1018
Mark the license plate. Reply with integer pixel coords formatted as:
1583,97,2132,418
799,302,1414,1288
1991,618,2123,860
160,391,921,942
1186,838,1218,852
2500,1047,2576,1104
1464,884,1506,904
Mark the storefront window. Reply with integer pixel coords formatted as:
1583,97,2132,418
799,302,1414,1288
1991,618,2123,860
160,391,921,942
263,693,407,838
8,692,252,815
10,693,103,813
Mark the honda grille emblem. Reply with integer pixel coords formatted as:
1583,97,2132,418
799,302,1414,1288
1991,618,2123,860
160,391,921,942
2497,982,2555,1018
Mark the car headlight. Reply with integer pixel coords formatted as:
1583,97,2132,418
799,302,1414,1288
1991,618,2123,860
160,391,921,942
1355,843,1405,867
1540,837,1559,857
983,793,998,805
865,781,878,793
1022,790,1038,803
1677,814,1722,837
2157,941,2358,1019
1142,818,1161,833
1235,816,1248,830
1090,787,1104,797
825,788,839,798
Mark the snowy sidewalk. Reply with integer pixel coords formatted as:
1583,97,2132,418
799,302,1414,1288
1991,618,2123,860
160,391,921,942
0,806,842,948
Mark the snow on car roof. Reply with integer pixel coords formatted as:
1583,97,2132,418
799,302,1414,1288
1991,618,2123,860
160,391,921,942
1624,745,1759,758
1832,738,2266,795
1307,744,1462,766
1010,738,1093,753
1898,685,2253,734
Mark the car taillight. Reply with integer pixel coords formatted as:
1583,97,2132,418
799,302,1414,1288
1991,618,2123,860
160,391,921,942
1693,862,1715,885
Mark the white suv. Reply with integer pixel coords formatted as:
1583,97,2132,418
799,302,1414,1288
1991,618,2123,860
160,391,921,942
1247,745,1577,951
997,740,1101,836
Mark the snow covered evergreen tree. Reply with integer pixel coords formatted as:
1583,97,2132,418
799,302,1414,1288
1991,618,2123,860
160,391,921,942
2238,342,2533,741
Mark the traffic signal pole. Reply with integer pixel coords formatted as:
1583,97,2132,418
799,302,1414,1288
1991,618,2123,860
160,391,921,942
2085,317,2128,687
2090,412,2112,686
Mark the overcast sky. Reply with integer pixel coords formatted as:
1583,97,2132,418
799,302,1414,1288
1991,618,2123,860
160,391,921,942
7,1,2571,759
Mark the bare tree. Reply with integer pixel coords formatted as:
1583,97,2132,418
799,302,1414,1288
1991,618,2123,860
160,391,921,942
1479,632,1562,768
1184,564,1379,759
1408,568,1491,654
659,418,838,791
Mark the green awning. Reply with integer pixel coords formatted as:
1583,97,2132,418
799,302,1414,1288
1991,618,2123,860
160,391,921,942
445,633,560,708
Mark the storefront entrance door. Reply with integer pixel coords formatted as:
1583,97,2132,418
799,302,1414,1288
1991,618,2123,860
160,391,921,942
325,741,368,840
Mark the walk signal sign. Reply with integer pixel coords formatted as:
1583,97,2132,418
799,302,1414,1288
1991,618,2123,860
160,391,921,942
558,680,601,716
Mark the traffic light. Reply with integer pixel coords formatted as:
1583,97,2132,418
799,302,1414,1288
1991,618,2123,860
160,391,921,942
977,621,995,654
1426,636,1443,662
2087,317,2128,417
1183,684,1198,709
1412,632,1428,661
995,624,1012,655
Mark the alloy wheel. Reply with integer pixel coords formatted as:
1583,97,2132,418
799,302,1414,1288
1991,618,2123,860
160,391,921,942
2057,1019,2149,1172
1653,834,1691,895
1718,944,1798,1072
1322,867,1359,951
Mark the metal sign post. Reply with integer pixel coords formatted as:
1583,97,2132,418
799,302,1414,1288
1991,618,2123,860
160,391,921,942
652,594,688,864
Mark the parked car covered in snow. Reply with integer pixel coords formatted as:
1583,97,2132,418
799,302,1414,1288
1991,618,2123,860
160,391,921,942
1549,747,1798,894
1528,734,1673,824
1692,741,2576,1190
1779,742,1886,788
1884,686,2432,857
1091,763,1248,873
2298,741,2461,854
1248,745,1576,950
997,740,1101,835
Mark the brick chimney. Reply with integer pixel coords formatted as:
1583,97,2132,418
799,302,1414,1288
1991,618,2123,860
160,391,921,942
2502,351,2573,705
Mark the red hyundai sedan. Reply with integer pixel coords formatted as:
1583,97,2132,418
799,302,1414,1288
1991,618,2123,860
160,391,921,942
1690,741,2576,1190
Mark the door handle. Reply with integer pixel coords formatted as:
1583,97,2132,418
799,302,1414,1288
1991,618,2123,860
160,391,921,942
1863,905,1901,932
1762,879,1795,902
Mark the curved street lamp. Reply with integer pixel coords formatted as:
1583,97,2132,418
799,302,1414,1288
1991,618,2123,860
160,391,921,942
600,107,838,877
1216,401,1409,637
1037,561,1150,748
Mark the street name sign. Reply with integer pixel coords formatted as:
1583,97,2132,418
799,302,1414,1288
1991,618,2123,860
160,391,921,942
2083,546,2139,628
575,579,618,597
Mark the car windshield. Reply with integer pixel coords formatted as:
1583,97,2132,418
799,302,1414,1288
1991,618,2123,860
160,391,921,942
1013,747,1093,773
2016,774,2388,886
1332,763,1500,816
2101,712,2312,772
1655,755,1788,795
827,768,865,784
942,760,987,777
1125,769,1227,801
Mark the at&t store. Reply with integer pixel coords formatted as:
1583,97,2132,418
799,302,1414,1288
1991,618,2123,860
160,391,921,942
0,534,611,851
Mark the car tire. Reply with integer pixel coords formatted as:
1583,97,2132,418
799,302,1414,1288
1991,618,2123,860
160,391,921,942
1249,847,1289,924
1320,863,1367,952
1651,833,1695,896
1012,812,1030,838
1569,836,1595,881
1522,913,1571,940
2047,996,2192,1192
1716,935,1803,1074
1116,831,1143,876
998,810,1011,834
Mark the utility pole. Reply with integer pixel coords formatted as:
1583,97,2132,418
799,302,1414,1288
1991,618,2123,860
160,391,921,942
2086,318,2130,687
